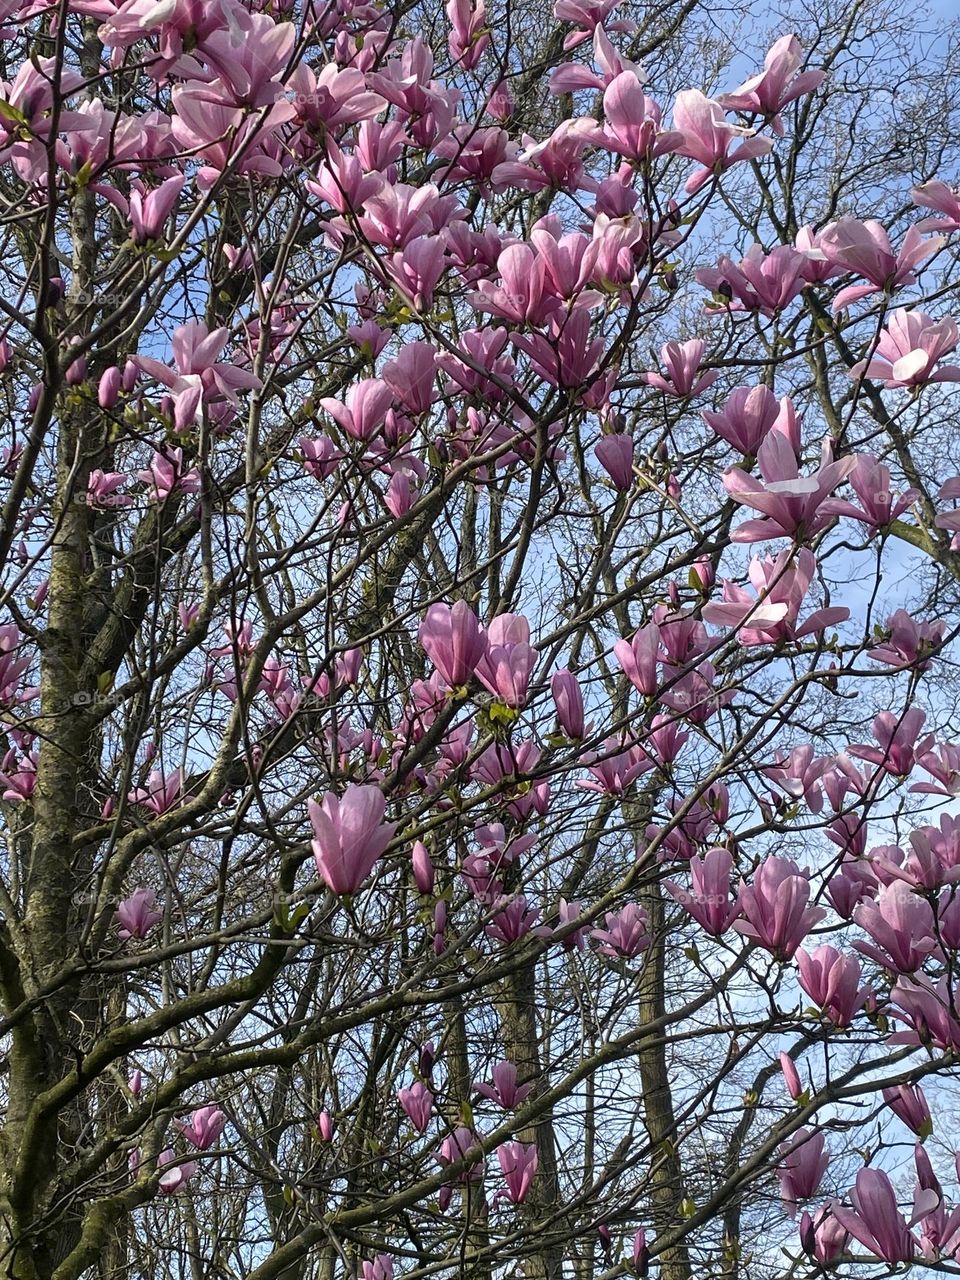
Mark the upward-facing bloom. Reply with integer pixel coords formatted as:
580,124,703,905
848,308,960,388
718,35,825,134
474,1060,533,1109
419,601,487,688
777,1129,828,1216
848,707,933,777
116,888,162,940
796,945,870,1026
498,1141,538,1204
399,1082,434,1132
830,1168,932,1264
644,339,718,398
614,623,660,696
664,846,741,936
446,0,489,67
669,89,774,193
309,785,397,895
697,245,809,315
475,613,536,707
177,1105,227,1150
703,546,849,646
852,880,937,973
819,454,918,530
128,175,184,244
868,609,944,671
592,903,649,958
595,434,634,488
703,385,799,457
734,856,826,959
723,433,857,542
551,668,586,739
818,218,942,311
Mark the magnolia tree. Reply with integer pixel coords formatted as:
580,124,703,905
4,0,960,1275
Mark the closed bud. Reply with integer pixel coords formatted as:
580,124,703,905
98,366,122,409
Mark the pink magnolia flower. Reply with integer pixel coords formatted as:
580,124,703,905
664,846,740,936
868,609,944,671
703,385,799,457
475,613,537,708
319,379,393,443
308,785,397,896
912,179,960,232
592,73,680,161
718,34,825,135
644,338,718,399
848,706,933,777
135,322,261,418
0,749,37,803
136,447,201,502
157,1150,198,1194
592,903,650,958
497,1141,538,1204
177,1105,227,1150
556,897,588,950
824,455,921,529
890,973,960,1051
511,309,606,390
595,434,634,488
0,626,32,707
486,894,544,943
316,1109,335,1141
579,737,651,795
883,1084,931,1138
551,668,586,739
447,0,489,68
852,880,937,973
733,856,826,959
763,744,829,812
913,741,960,796
830,1168,932,1264
819,217,942,311
799,1209,848,1264
849,308,960,387
288,62,387,130
299,435,339,481
614,623,660,696
411,841,434,895
470,243,560,326
777,1129,828,1216
703,547,849,646
360,1256,394,1280
419,600,487,687
384,343,437,415
474,1060,532,1109
779,1052,804,1101
670,89,774,193
399,1082,434,1132
795,225,844,283
697,245,809,316
437,1125,484,1180
128,768,186,815
87,469,132,508
796,945,870,1026
723,433,857,542
128,175,184,244
116,888,162,940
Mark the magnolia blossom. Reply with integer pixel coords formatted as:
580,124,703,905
849,308,960,388
308,785,397,895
